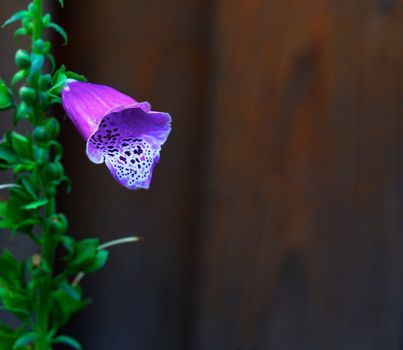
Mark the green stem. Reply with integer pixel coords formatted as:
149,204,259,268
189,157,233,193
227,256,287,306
30,1,55,349
35,170,56,350
33,0,43,41
36,206,55,349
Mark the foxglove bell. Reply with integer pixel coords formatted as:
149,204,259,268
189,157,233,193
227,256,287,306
61,81,171,190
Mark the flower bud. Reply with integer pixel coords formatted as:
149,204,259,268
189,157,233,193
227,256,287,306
28,3,37,13
15,101,32,121
15,50,31,69
32,254,41,268
39,91,50,107
32,126,48,143
19,87,36,104
22,18,34,33
45,117,61,139
34,146,48,165
45,162,64,182
38,74,52,90
42,13,51,26
33,39,45,53
48,214,68,235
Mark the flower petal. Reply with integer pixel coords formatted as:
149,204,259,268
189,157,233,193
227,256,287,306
62,81,136,139
86,105,171,190
61,80,171,190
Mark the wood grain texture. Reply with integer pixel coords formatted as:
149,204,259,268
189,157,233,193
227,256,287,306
194,0,403,349
55,1,210,349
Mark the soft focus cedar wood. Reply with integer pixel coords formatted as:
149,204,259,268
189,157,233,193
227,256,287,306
55,0,403,349
56,0,208,349
194,1,403,350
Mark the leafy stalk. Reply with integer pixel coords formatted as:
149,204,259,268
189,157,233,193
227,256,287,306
0,1,120,349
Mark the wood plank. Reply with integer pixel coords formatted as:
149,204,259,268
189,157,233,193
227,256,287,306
55,1,210,349
194,0,403,349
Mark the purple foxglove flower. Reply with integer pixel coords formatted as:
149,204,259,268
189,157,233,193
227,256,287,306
61,80,171,190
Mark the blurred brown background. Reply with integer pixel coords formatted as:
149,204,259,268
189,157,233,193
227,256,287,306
1,0,403,349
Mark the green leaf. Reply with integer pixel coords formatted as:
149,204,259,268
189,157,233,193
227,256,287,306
61,282,81,301
65,70,87,82
65,239,110,274
60,235,75,252
0,79,13,110
20,177,37,199
67,239,99,273
0,325,15,347
0,324,20,350
0,192,36,234
48,76,66,95
0,145,17,165
53,335,81,350
2,11,30,28
49,22,68,45
13,332,38,350
0,306,30,319
0,253,28,302
0,250,24,294
11,70,27,90
10,133,33,160
85,249,109,273
13,218,39,232
10,186,32,203
0,288,31,320
58,0,64,8
52,285,90,329
13,27,28,38
52,65,66,83
21,198,48,210
13,163,35,175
